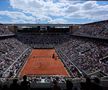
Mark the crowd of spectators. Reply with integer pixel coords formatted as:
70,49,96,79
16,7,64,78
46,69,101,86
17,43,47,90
0,75,103,90
57,36,108,75
0,25,14,36
56,48,83,78
0,37,30,78
2,48,31,78
72,20,108,39
100,56,108,66
16,33,70,48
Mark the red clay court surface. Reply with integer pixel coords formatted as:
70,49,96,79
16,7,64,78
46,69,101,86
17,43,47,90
19,49,69,77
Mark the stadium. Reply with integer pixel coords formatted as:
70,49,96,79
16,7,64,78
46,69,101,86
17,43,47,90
0,20,108,90
0,0,108,90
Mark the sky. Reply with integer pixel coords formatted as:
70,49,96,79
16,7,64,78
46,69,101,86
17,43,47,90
0,0,108,24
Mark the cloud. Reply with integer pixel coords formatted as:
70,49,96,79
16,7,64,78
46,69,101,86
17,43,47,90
82,1,97,10
0,0,108,23
48,18,68,24
0,11,36,23
65,1,108,21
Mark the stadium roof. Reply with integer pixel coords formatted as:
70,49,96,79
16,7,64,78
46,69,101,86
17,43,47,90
6,24,74,27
